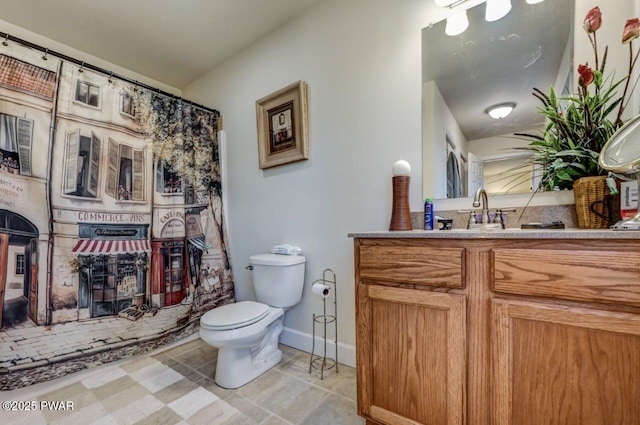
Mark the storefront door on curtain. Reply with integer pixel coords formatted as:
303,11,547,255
26,238,37,323
0,233,8,326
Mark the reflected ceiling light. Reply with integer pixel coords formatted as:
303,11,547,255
435,0,458,6
445,10,469,36
525,0,544,4
485,102,516,119
485,0,512,22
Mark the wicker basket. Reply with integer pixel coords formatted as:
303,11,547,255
573,175,620,229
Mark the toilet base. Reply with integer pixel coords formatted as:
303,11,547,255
213,316,284,389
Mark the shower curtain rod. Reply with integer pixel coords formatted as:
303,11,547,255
0,31,220,116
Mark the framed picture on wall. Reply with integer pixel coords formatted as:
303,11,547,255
255,81,309,169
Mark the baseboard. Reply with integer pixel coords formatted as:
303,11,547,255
280,326,356,368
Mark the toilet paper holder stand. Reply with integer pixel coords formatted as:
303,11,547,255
308,268,338,380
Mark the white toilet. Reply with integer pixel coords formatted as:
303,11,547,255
199,253,306,388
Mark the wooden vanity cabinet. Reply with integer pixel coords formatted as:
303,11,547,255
354,236,640,425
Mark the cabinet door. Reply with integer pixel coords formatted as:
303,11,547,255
357,284,466,425
492,299,640,425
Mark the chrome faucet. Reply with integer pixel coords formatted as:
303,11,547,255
473,187,489,224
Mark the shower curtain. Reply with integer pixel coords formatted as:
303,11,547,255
0,37,234,389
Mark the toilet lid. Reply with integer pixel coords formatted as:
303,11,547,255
200,301,270,331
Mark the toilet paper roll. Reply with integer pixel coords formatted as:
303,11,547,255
312,282,331,299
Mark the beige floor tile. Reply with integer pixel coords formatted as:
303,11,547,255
137,367,185,393
48,400,109,425
173,345,217,369
300,394,365,425
121,355,161,373
38,381,98,411
184,399,238,425
98,382,149,412
223,393,271,424
313,364,358,401
198,377,234,400
153,378,201,404
90,375,138,401
167,387,219,419
252,374,330,423
194,359,216,378
2,408,47,425
109,393,164,425
260,415,293,425
234,369,284,401
276,351,317,384
131,406,184,425
81,366,128,389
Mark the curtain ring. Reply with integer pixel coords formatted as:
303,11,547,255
78,61,84,73
42,48,49,60
108,71,113,83
2,34,8,46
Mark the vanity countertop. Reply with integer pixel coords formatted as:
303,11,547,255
348,229,640,239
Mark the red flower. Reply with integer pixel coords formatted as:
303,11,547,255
583,7,602,33
622,18,640,44
578,64,594,87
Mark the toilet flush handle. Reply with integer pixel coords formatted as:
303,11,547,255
246,265,253,270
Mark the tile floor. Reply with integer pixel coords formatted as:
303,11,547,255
2,337,364,425
153,338,365,425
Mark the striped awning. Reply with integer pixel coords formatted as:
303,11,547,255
72,239,150,255
187,235,213,252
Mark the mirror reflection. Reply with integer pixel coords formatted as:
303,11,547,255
422,0,574,199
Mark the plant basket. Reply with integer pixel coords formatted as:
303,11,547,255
573,175,620,229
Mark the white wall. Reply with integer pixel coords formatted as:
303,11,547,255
183,0,428,363
574,0,638,121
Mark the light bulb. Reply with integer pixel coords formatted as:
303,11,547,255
485,0,512,22
485,103,516,119
445,10,469,36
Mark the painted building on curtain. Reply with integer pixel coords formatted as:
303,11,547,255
49,61,154,323
0,46,234,331
0,47,58,328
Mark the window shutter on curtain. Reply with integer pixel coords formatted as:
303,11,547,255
133,149,144,201
106,138,118,198
64,129,80,194
16,117,33,176
88,132,101,197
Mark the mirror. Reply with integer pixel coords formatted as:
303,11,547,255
422,0,574,200
599,114,640,229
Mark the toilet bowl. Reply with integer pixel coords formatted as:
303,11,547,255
199,253,306,388
200,301,284,388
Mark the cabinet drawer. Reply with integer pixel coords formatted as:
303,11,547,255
492,248,640,307
359,244,464,288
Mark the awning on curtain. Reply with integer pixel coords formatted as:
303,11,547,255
187,235,213,252
71,239,150,255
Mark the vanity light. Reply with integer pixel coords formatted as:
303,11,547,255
485,102,516,119
525,0,544,3
445,10,469,36
485,0,512,22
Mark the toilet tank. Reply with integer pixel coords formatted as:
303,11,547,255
249,253,306,308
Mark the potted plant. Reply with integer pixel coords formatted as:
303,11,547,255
517,7,639,227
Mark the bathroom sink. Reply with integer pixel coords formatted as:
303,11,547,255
466,223,504,230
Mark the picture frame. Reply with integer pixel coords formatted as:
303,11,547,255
255,81,309,169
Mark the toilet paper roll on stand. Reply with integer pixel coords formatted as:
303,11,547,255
312,282,331,299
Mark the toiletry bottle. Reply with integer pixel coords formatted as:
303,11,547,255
424,197,434,230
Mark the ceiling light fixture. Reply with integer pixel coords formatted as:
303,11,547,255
525,0,544,4
485,0,512,22
445,10,470,36
485,102,516,119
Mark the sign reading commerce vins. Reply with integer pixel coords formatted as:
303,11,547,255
54,208,151,224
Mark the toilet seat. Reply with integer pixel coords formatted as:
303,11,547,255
201,301,270,331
